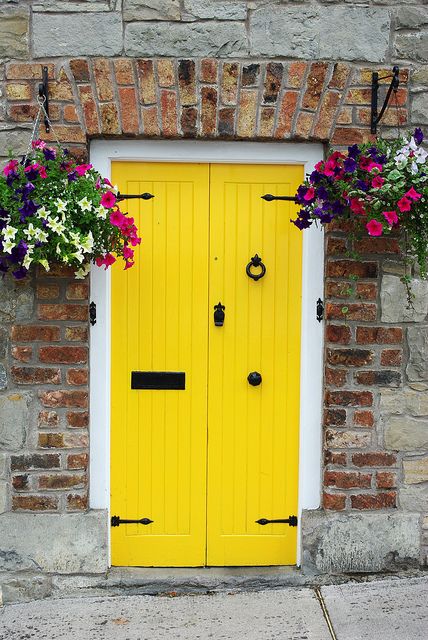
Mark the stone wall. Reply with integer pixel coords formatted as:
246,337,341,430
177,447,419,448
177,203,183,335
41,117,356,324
0,0,427,587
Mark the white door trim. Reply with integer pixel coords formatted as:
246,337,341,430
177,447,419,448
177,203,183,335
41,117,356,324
89,139,325,566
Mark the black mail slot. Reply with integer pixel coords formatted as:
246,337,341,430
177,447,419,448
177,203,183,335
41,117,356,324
131,371,185,390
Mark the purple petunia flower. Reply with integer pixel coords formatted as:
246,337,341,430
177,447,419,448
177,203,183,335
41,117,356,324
414,128,424,145
43,147,56,161
348,144,361,160
12,266,28,280
6,171,18,186
331,201,345,215
21,182,35,199
18,200,39,222
292,216,313,230
344,158,357,173
10,240,28,264
24,167,39,181
319,212,333,223
316,186,329,201
356,180,369,192
67,171,77,182
310,170,322,184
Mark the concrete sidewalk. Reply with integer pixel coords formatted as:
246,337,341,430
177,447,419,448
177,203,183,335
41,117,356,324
0,576,427,640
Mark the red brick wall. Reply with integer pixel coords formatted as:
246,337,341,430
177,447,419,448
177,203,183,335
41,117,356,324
323,224,404,512
10,265,89,512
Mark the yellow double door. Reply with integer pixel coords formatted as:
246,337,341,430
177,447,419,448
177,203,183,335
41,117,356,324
111,162,303,567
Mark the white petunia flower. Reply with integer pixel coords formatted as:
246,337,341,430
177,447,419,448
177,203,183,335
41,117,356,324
71,250,84,264
3,225,17,241
38,259,50,272
47,216,66,237
80,231,94,253
36,206,49,219
95,205,107,219
23,223,37,240
23,253,33,269
2,239,15,254
75,262,91,279
55,199,67,214
78,197,92,212
34,228,48,243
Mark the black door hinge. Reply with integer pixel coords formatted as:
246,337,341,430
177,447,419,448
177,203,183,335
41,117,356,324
316,298,324,322
89,301,96,326
256,516,298,527
111,515,153,527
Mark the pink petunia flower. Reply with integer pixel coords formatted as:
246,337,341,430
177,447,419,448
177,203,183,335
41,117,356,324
367,162,383,173
359,156,371,170
124,260,135,270
95,253,116,269
366,219,383,236
75,163,93,176
38,166,48,179
397,196,412,212
303,187,315,201
110,210,125,227
123,246,134,260
382,210,399,226
101,191,117,208
3,159,18,176
31,140,46,149
371,176,384,189
405,187,422,201
350,198,366,215
104,178,113,187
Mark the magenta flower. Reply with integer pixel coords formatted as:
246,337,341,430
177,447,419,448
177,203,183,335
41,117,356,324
371,176,384,189
95,253,116,269
3,159,18,176
39,166,48,179
366,219,383,236
350,198,366,215
75,163,93,176
397,197,412,212
109,210,125,227
303,187,315,201
405,187,422,201
382,210,399,226
101,191,117,208
123,246,134,260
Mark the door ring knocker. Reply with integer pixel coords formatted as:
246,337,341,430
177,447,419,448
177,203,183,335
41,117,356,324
246,254,266,281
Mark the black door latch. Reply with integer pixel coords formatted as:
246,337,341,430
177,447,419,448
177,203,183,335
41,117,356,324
256,516,298,527
214,302,225,326
111,516,153,527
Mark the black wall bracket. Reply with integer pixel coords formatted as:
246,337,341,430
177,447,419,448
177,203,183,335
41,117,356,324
38,66,50,133
371,66,400,134
261,193,298,203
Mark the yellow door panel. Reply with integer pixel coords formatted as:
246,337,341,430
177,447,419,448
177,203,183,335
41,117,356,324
111,162,210,566
206,164,303,566
111,161,303,567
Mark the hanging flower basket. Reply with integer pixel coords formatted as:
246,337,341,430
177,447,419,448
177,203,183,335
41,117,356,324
292,128,428,279
0,103,140,280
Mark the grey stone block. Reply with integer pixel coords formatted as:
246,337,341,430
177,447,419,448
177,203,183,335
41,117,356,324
403,456,428,484
412,67,428,86
32,12,123,58
384,415,428,451
381,275,428,322
381,388,428,416
0,481,8,514
400,484,428,511
412,92,428,125
250,6,390,62
32,0,112,11
0,327,7,360
395,33,428,63
0,128,32,160
0,364,7,391
301,510,420,574
0,453,7,479
125,21,248,57
124,0,180,21
0,574,52,604
395,7,428,29
0,6,29,59
407,326,428,381
0,511,109,574
0,549,39,572
183,0,246,21
0,393,28,451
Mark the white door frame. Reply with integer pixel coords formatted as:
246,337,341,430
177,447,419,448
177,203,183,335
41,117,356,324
89,139,325,566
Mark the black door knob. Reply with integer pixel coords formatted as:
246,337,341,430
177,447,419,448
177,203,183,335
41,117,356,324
247,371,262,386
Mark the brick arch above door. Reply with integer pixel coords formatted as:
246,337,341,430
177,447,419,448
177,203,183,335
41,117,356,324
5,58,409,160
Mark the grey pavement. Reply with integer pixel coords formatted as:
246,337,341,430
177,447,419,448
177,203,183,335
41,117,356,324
1,576,428,640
